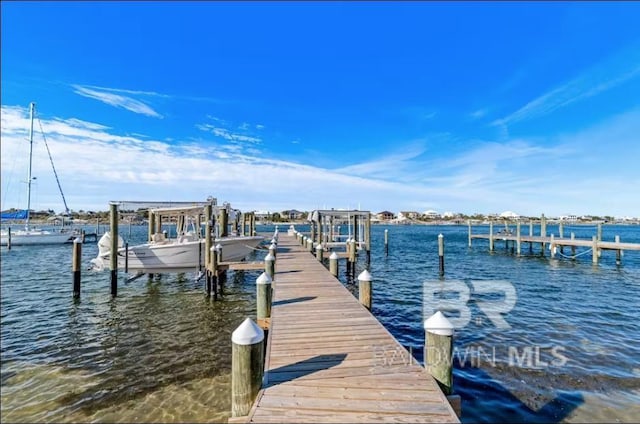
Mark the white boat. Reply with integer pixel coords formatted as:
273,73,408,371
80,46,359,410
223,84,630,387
0,103,79,246
90,204,264,274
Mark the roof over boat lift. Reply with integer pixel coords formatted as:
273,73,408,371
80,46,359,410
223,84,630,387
308,209,371,222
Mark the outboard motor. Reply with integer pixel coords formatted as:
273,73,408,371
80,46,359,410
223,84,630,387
90,232,124,271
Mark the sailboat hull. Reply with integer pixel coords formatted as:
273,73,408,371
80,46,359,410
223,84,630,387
0,229,75,246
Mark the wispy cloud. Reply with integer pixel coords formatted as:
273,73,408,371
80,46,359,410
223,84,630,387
196,123,261,144
493,43,640,127
72,84,163,118
469,108,488,120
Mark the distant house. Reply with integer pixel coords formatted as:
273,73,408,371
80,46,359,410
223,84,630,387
282,209,304,220
560,215,578,222
499,210,520,220
398,211,420,220
376,211,395,221
422,210,440,219
254,211,271,221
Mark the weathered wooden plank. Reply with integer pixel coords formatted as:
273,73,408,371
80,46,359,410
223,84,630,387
247,233,459,423
250,407,453,423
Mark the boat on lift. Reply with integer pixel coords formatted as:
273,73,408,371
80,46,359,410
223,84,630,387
90,202,264,274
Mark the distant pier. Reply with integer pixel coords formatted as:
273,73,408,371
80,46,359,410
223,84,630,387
468,218,640,265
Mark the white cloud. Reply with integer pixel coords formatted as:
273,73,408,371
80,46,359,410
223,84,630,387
2,104,639,217
72,85,163,118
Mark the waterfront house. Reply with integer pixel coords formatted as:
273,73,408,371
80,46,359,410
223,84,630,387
376,211,395,221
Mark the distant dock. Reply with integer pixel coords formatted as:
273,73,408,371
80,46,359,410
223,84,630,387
468,217,640,264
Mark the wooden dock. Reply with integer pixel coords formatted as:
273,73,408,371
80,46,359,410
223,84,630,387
241,233,459,423
468,220,640,264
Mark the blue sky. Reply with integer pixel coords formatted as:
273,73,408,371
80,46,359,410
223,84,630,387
2,1,639,217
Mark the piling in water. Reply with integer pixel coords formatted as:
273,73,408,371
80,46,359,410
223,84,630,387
424,311,454,395
109,203,118,297
72,238,82,298
329,251,339,277
256,272,272,320
438,234,444,276
358,269,372,311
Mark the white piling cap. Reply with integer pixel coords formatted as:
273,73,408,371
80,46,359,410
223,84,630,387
269,243,277,251
215,243,222,250
232,317,264,345
289,225,294,229
329,252,339,260
423,311,454,336
358,269,372,282
256,271,272,285
316,243,323,251
271,238,277,245
265,253,275,262
74,237,82,244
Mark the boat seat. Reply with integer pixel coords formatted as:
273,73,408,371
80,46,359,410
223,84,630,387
152,233,166,243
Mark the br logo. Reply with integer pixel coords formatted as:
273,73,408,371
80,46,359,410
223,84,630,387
423,280,517,329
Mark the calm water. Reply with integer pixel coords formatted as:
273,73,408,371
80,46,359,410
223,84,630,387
1,223,639,422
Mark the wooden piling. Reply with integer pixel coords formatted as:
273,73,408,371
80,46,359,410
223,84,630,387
315,243,323,262
384,229,389,255
264,253,275,280
489,221,494,251
540,214,547,253
615,235,622,265
148,209,155,242
424,311,454,395
559,222,564,254
529,220,533,253
467,221,471,248
205,205,213,294
231,318,265,417
348,238,357,277
216,243,223,264
571,233,576,257
256,272,272,320
358,269,372,311
516,221,521,256
597,223,602,241
438,233,445,276
7,227,11,250
211,246,218,300
124,242,129,273
365,212,371,263
219,208,229,238
550,234,556,258
72,237,82,298
329,251,339,277
109,203,118,297
269,242,277,260
592,236,598,264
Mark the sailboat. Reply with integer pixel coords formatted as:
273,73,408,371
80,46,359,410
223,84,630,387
0,102,77,246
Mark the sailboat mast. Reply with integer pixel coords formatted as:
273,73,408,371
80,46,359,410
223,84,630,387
25,102,35,231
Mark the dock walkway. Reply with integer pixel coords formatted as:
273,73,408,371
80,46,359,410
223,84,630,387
244,233,459,423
